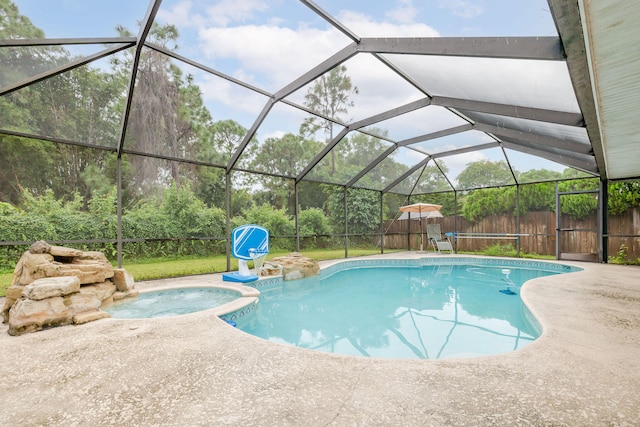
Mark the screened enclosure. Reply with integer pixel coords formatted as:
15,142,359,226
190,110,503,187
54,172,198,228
1,0,640,270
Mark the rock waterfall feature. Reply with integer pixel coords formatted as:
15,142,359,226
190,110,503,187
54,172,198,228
2,241,137,336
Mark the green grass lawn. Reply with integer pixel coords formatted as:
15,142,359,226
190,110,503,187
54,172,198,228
0,248,392,297
0,272,11,297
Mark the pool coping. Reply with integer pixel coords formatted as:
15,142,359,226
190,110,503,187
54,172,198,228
1,252,639,425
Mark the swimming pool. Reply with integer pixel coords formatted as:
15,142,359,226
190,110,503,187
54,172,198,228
240,258,581,360
104,287,242,319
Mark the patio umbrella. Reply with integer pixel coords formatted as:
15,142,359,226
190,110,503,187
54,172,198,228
397,210,443,220
399,203,443,251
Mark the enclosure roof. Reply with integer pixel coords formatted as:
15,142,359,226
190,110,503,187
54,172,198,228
554,0,640,181
1,0,638,195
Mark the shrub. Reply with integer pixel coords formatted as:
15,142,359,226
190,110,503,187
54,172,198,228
609,244,640,265
299,208,331,236
298,207,332,249
237,203,295,236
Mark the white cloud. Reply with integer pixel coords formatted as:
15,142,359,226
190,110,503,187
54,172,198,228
172,2,440,93
197,75,267,117
445,150,488,183
385,0,420,25
438,0,484,19
156,1,206,29
161,2,446,140
338,10,439,37
204,0,269,26
198,24,349,90
261,130,286,141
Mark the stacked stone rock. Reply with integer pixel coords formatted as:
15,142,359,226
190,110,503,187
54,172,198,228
267,252,320,281
2,241,137,336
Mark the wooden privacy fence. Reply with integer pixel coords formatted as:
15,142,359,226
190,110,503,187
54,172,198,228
381,208,640,260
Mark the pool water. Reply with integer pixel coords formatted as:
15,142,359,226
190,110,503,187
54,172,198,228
240,263,568,359
104,287,240,319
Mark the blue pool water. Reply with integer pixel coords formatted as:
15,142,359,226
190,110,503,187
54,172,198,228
104,287,240,319
240,260,580,359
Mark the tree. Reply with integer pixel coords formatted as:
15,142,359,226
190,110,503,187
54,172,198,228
1,1,126,205
461,187,515,221
456,159,514,189
518,168,562,183
0,136,55,204
514,169,562,216
300,65,358,174
202,119,249,165
250,133,323,211
194,119,250,211
332,129,391,183
192,165,226,210
0,0,55,87
324,187,380,234
609,180,640,215
115,23,213,194
556,170,598,219
298,180,327,211
415,160,452,194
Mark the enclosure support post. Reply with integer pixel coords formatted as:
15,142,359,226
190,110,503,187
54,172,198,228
407,197,412,251
454,191,458,254
344,187,349,258
116,156,123,268
225,173,231,272
516,184,521,257
379,192,384,254
295,181,300,252
555,181,560,260
599,178,608,263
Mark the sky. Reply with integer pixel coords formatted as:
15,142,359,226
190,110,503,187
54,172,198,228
12,0,575,186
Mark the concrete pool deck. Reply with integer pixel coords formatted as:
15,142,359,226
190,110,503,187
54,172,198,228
1,253,639,426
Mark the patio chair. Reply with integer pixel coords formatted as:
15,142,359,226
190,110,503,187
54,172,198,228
426,224,453,254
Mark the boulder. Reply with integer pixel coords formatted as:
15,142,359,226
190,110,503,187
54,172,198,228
113,289,139,301
269,252,320,281
17,252,55,286
5,286,25,300
80,280,117,302
29,240,51,254
72,252,114,281
23,276,81,300
65,292,102,314
76,251,109,262
73,310,111,325
2,300,15,324
112,268,135,292
260,262,283,277
8,297,73,336
2,286,27,323
10,256,25,287
49,245,83,258
66,262,114,284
